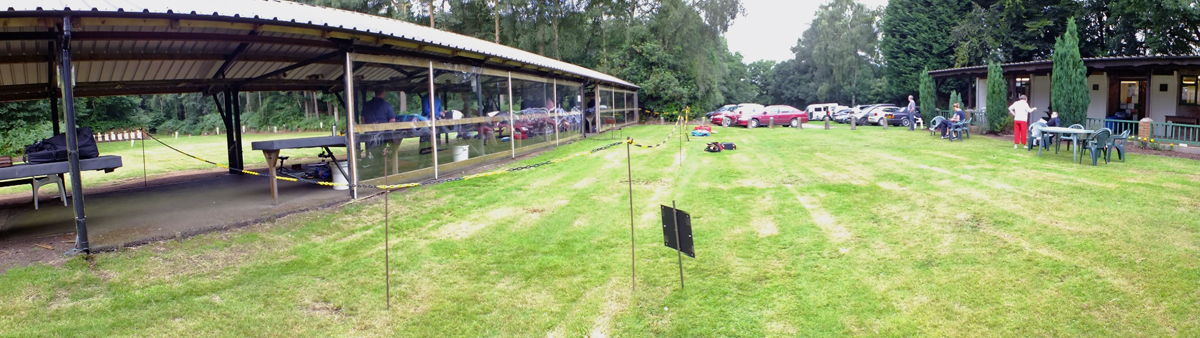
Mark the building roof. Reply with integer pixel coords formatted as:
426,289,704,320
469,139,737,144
0,0,637,101
929,56,1200,79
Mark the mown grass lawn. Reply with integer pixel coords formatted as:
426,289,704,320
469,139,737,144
0,131,335,196
1,124,1197,336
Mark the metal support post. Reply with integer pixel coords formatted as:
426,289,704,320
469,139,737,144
344,52,359,199
233,88,244,170
428,62,439,178
59,16,89,254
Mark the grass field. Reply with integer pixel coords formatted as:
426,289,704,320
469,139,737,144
1,124,1197,336
0,131,336,196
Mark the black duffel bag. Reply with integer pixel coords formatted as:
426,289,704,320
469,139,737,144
23,127,99,164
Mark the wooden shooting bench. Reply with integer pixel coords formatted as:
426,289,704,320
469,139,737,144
0,155,124,209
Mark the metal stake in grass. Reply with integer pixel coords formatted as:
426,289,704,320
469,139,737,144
626,137,636,293
673,200,684,289
384,145,391,310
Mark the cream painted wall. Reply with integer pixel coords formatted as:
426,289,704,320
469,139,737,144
1149,73,1178,122
976,78,988,110
1087,74,1107,120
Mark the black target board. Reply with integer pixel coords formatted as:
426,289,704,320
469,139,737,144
661,205,695,258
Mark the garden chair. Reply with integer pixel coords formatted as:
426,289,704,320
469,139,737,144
927,116,945,137
1026,121,1051,155
1079,128,1112,166
948,116,972,141
1056,124,1084,154
1107,129,1130,162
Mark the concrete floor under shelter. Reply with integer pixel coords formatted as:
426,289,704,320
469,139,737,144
0,172,353,251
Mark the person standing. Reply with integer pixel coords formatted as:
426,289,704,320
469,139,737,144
906,95,917,131
1008,94,1036,149
361,90,396,124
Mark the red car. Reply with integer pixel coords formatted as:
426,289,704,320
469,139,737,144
717,103,764,127
738,104,807,128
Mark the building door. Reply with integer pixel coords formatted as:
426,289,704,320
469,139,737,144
1108,78,1146,121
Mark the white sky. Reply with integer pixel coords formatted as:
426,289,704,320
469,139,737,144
725,0,890,63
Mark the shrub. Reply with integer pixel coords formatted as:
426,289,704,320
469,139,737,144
986,61,1010,133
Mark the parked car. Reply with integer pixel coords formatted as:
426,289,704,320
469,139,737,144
739,105,807,128
717,103,764,127
806,103,839,121
831,108,856,123
706,104,736,120
863,104,898,124
880,106,922,127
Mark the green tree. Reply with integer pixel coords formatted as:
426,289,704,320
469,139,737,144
810,0,880,106
918,68,935,122
986,61,1010,133
880,0,971,102
746,60,776,104
948,90,962,112
1050,17,1089,127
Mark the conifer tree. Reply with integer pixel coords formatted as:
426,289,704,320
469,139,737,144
1051,17,1089,127
986,61,1009,133
918,68,936,122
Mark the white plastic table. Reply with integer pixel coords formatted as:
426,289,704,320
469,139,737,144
1039,127,1095,163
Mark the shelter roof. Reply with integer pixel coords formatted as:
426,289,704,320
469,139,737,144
929,56,1200,79
0,0,637,101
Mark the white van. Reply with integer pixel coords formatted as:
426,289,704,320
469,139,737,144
805,103,839,121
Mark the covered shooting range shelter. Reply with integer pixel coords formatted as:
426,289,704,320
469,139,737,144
0,0,639,253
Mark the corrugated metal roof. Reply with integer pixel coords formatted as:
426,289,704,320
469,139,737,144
1,0,637,89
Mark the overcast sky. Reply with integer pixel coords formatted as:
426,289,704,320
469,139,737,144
725,0,890,63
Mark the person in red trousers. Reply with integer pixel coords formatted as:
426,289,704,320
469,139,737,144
1008,94,1036,149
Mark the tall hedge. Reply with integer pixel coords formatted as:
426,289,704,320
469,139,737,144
1051,17,1089,127
918,67,936,122
986,61,1010,133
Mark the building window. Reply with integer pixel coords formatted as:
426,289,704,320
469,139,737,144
1182,75,1198,105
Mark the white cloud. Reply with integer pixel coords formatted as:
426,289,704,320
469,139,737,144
724,0,889,63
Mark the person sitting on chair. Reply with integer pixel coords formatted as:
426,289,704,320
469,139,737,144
936,103,966,139
1043,111,1061,145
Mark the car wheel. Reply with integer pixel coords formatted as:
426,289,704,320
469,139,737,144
722,118,732,127
901,119,911,127
748,119,759,128
790,118,798,127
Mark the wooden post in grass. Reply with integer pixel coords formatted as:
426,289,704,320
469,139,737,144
851,116,857,130
882,117,888,130
825,116,830,130
769,116,774,129
626,137,636,292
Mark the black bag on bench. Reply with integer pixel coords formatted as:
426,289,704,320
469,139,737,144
23,127,99,164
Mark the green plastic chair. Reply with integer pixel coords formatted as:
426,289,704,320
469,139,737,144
1107,129,1130,162
948,116,972,141
1056,124,1084,154
1080,128,1112,166
928,116,945,136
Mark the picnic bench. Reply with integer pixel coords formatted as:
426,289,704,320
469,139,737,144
0,155,123,209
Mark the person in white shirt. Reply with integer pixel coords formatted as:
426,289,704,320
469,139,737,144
1008,94,1036,149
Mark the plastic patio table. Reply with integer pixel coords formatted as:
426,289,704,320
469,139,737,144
1039,126,1095,163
